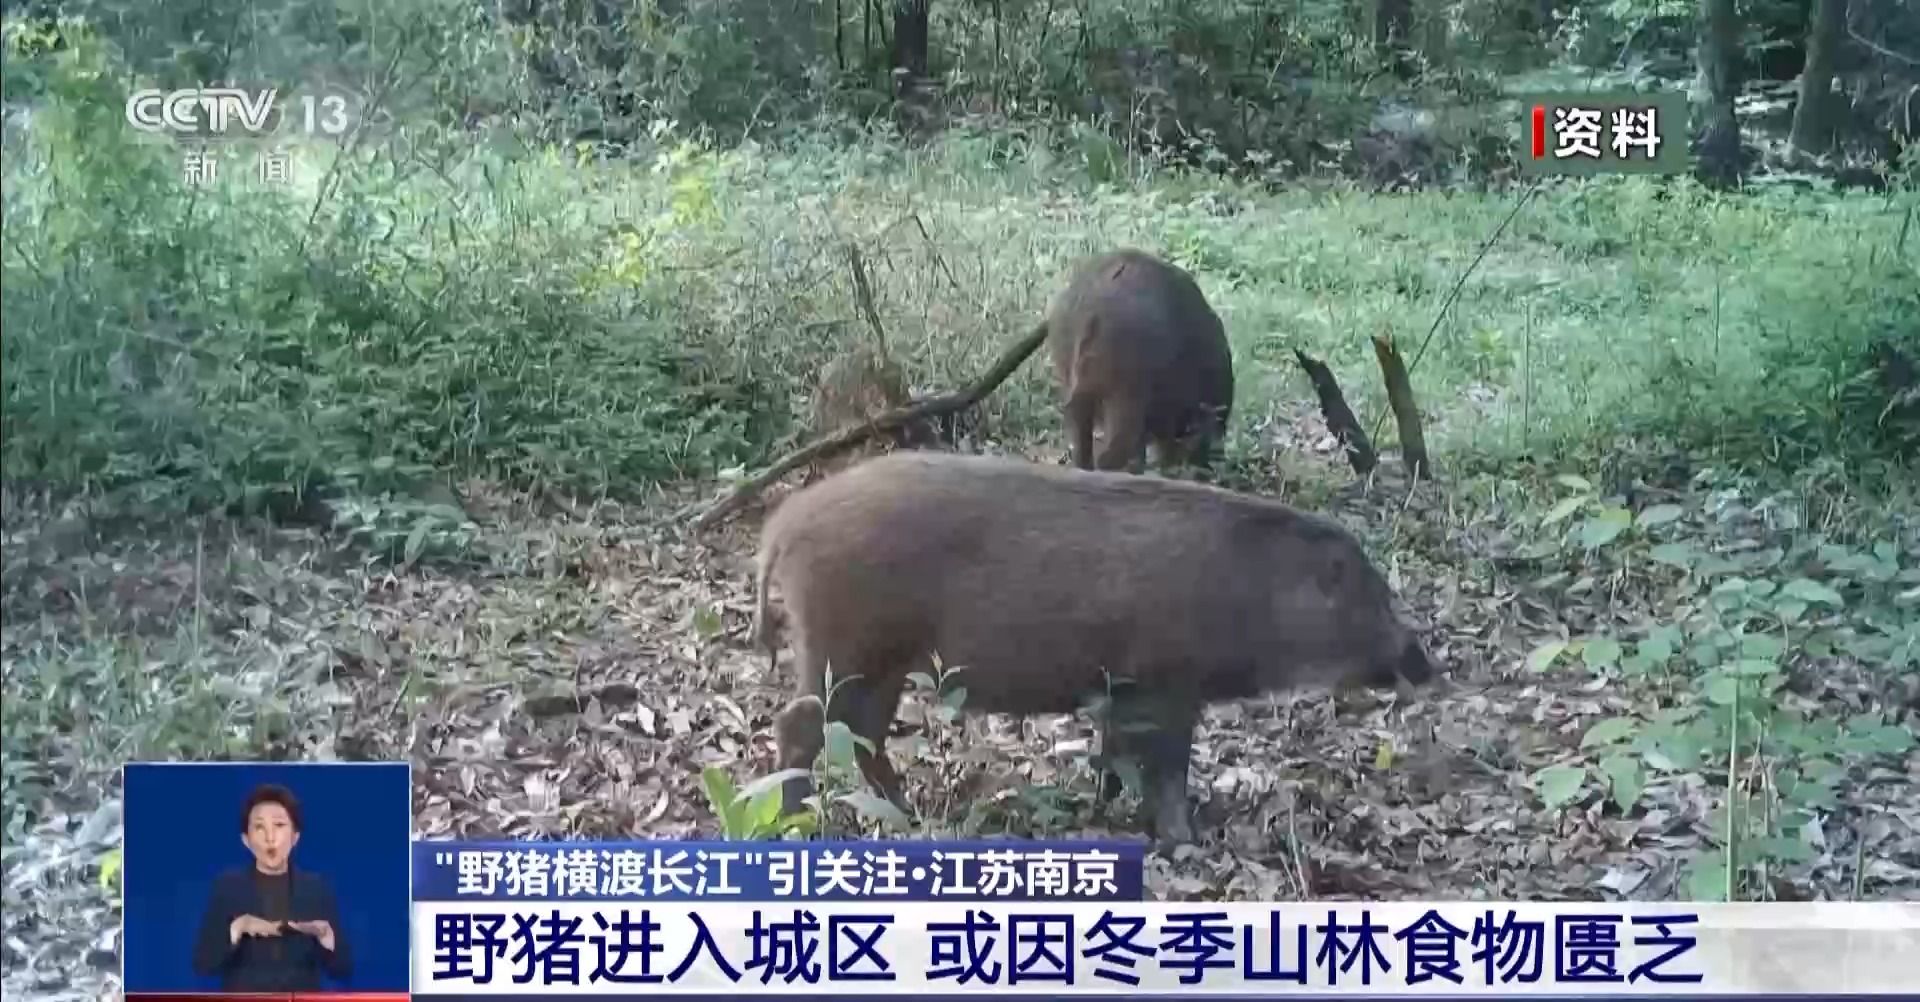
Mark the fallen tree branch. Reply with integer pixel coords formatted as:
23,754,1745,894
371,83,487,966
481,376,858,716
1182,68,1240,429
689,322,1050,532
1293,349,1378,474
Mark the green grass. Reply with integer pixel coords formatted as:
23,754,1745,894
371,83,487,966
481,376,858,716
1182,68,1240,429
4,67,1915,522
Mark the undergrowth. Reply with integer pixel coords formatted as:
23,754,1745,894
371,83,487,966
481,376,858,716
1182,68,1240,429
5,25,1916,537
1515,469,1917,899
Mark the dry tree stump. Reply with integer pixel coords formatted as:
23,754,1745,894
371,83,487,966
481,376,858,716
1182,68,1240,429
1294,348,1379,475
1372,333,1433,481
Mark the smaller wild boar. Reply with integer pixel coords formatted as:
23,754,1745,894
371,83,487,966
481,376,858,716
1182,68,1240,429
805,344,939,478
755,451,1437,844
1043,249,1235,476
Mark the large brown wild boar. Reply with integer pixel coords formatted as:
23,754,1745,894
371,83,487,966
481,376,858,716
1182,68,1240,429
755,450,1437,845
1043,248,1235,476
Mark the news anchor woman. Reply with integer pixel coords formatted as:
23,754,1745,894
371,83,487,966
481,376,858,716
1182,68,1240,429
192,783,354,990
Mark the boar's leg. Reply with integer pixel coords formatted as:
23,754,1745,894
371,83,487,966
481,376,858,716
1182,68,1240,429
774,652,913,822
1094,685,1143,805
1143,709,1201,845
774,638,836,818
1180,425,1220,479
1150,409,1225,481
840,671,913,819
1140,702,1202,845
1103,691,1202,844
1094,397,1149,474
1148,434,1199,480
1064,392,1098,471
1097,713,1122,805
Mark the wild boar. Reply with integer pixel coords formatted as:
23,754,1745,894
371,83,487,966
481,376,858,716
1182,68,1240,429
1043,249,1235,476
805,344,939,478
754,450,1437,844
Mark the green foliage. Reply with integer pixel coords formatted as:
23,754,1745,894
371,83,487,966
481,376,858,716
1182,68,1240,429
1522,473,1918,900
23,0,1911,209
773,672,921,835
1,25,778,523
697,767,818,840
5,17,1911,539
0,612,342,838
98,847,123,893
1443,176,1918,473
7,0,524,126
12,0,1527,184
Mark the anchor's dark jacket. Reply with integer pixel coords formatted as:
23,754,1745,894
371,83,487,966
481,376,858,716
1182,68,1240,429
191,867,352,991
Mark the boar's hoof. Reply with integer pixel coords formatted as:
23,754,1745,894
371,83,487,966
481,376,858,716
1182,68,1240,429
1151,806,1198,848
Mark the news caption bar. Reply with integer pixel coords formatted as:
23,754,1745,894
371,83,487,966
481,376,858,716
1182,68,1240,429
399,840,1920,996
1519,90,1691,176
415,840,1146,901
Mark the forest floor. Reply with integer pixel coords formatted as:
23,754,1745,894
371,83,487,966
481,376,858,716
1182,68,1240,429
5,399,1917,1002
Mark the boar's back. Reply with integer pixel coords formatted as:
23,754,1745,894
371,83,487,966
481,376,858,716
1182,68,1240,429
760,451,1369,714
1046,249,1233,418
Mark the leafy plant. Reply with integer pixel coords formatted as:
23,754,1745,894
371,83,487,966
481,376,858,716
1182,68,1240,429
697,767,818,840
1524,479,1917,899
98,847,123,894
767,669,920,835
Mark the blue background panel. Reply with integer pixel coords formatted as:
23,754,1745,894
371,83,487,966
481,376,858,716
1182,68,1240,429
121,761,412,992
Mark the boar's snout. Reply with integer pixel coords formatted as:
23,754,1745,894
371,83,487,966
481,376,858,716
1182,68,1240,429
1347,628,1440,693
1395,637,1439,687
772,695,826,818
1352,651,1406,692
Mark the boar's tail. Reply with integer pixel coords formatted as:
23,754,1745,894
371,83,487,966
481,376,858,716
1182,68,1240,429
751,541,780,671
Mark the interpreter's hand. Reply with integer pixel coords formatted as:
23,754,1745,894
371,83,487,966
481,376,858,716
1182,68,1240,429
287,919,335,952
229,915,284,945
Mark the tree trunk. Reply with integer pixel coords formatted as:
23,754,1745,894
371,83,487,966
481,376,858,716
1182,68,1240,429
1374,0,1415,78
1694,0,1745,188
1788,0,1847,159
892,0,931,93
